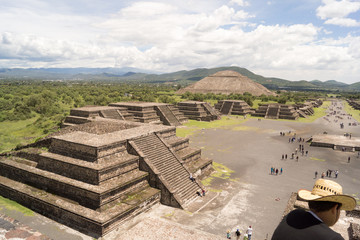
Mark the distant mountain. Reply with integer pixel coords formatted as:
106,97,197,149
0,66,359,91
0,67,159,79
310,80,348,88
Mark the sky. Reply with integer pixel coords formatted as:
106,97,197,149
0,0,360,83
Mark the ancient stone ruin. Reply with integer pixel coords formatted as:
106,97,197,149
0,118,212,238
348,99,360,110
252,103,299,120
310,134,360,152
215,100,253,115
63,102,187,127
176,70,275,96
177,101,221,121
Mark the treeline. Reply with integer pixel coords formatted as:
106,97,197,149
0,80,334,124
0,80,179,123
181,91,326,106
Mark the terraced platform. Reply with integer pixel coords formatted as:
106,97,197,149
0,120,212,237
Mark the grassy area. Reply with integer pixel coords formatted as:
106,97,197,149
0,196,34,216
343,100,360,122
0,117,45,153
176,115,248,138
201,162,235,187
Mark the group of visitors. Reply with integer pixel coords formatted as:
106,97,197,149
315,169,339,179
227,226,253,240
280,134,309,163
270,167,282,175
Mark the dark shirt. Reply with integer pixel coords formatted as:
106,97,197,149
271,209,344,240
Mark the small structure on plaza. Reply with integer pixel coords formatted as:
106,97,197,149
252,103,299,120
348,99,360,110
310,134,360,152
294,102,315,118
63,102,187,127
214,100,253,115
0,119,212,237
177,101,221,121
176,70,275,96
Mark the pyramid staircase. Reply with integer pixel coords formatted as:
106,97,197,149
297,110,308,118
220,101,234,115
265,105,280,119
156,105,182,126
100,109,125,120
202,102,221,120
131,133,202,208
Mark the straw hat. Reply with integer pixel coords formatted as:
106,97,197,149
298,179,356,211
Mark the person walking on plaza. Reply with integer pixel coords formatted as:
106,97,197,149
348,156,350,163
271,179,356,240
314,171,318,179
235,229,241,240
227,229,231,239
246,226,253,240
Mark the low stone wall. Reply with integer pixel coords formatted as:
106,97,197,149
50,138,127,162
38,153,139,185
349,223,360,240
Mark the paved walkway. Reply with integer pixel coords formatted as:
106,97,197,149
0,214,50,240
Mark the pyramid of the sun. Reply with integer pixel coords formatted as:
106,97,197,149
176,70,275,96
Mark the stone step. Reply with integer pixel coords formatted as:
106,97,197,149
166,137,189,151
0,159,149,210
0,175,160,238
160,166,187,179
152,159,180,169
176,147,201,162
64,116,91,124
38,151,139,185
143,152,173,160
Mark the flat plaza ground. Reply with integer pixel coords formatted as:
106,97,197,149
1,100,360,240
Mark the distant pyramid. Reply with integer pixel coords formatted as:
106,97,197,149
176,70,275,96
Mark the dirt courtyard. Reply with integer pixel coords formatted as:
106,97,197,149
1,100,359,240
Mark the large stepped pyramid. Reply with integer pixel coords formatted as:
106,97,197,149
0,119,212,237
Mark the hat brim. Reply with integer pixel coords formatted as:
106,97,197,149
298,189,357,211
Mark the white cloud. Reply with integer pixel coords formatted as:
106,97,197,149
0,1,360,83
325,17,360,27
229,0,250,7
316,0,360,26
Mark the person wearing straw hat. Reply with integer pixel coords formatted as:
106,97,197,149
272,179,356,240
